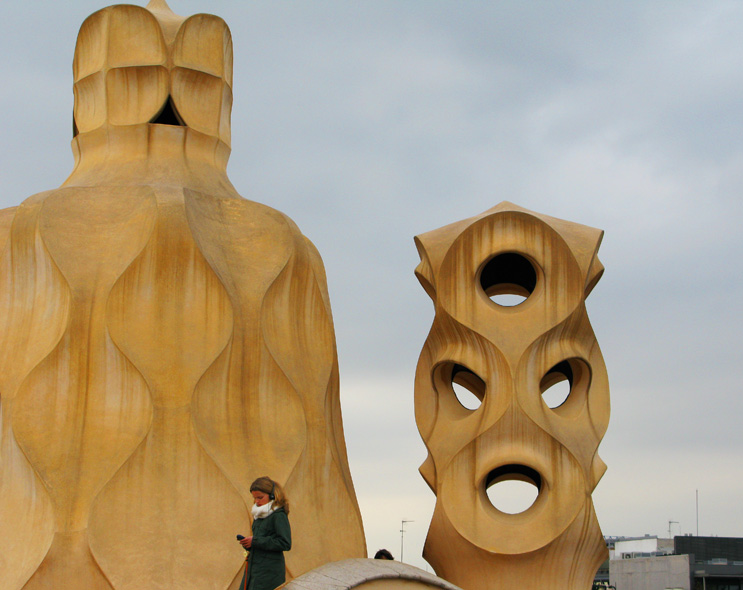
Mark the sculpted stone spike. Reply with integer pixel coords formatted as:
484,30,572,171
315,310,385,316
0,3,365,589
414,202,610,589
147,0,174,11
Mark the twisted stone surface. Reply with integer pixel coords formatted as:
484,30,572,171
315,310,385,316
0,3,365,588
414,202,609,589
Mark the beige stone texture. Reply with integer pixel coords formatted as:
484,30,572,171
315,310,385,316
0,2,365,588
281,558,463,590
414,202,609,589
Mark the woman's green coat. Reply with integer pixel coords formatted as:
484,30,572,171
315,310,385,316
241,507,291,590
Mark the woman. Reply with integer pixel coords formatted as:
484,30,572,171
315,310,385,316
238,476,292,590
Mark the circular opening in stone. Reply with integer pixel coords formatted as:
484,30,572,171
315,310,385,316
479,253,537,307
485,465,541,514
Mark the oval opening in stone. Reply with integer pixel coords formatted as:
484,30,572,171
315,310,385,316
485,465,541,514
434,362,486,411
479,253,537,307
540,358,592,417
451,381,480,410
450,364,486,411
540,360,574,409
541,378,570,408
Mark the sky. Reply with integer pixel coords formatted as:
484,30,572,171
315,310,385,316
1,0,742,574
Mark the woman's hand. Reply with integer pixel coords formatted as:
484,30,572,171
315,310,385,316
239,536,253,549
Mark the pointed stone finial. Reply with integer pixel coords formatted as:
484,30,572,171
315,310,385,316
146,0,175,13
144,0,184,43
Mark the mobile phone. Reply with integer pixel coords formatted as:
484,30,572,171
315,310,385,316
237,535,245,541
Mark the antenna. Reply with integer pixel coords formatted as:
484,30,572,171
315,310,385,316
668,520,678,538
400,519,414,563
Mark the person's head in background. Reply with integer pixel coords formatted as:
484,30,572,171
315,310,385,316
374,549,394,560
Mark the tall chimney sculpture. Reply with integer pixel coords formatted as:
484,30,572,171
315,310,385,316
414,202,609,589
0,2,365,589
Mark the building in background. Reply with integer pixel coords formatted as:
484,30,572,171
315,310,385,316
613,536,675,559
607,536,743,590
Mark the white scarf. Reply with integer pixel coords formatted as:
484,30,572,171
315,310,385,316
251,500,276,520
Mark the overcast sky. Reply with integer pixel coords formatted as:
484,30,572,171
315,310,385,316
1,0,742,573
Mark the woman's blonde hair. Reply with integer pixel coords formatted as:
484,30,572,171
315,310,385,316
250,476,290,515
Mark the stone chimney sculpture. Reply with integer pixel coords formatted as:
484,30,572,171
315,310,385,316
0,2,365,588
414,202,609,589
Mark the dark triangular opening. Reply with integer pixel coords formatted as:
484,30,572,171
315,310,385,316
150,96,185,126
73,113,79,138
